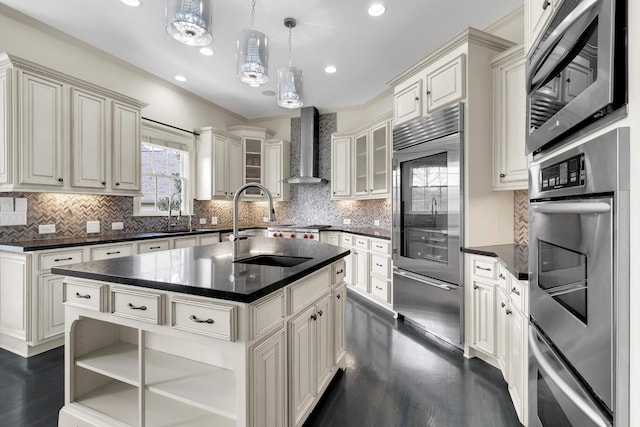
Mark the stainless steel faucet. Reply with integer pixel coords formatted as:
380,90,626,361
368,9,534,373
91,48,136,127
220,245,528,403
230,183,275,243
168,192,182,231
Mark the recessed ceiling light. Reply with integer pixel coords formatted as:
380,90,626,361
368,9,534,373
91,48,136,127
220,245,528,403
174,75,187,82
324,65,337,74
121,0,141,7
368,3,386,16
199,47,214,56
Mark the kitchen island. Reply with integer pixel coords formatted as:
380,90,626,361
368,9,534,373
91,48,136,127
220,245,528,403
53,237,349,427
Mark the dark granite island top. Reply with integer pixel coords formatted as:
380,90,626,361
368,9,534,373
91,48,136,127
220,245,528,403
52,237,349,303
461,244,529,281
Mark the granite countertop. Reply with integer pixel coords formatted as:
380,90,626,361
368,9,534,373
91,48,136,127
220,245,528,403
52,237,349,303
461,244,529,281
325,226,391,240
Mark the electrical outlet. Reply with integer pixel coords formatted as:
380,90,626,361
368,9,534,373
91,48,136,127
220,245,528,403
39,224,56,234
374,219,380,226
211,216,218,225
343,218,351,225
86,220,100,233
111,222,124,230
199,218,206,225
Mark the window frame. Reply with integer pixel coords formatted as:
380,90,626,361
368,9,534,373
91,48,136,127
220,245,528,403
133,121,195,217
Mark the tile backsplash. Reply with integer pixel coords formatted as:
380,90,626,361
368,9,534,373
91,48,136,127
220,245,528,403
514,190,528,245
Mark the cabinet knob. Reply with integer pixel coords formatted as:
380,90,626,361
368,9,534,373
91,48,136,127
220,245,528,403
317,309,323,317
499,173,506,178
506,309,513,315
101,181,106,186
414,97,420,101
542,0,550,10
336,294,341,299
311,314,318,321
115,182,120,186
473,284,479,290
426,90,431,95
501,302,506,308
57,177,64,183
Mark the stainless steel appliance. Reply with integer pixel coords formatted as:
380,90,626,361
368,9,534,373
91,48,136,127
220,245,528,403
392,103,464,348
267,225,330,240
525,0,627,155
528,127,630,427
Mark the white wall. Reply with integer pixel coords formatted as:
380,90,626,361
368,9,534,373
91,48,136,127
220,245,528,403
483,6,524,45
0,5,246,132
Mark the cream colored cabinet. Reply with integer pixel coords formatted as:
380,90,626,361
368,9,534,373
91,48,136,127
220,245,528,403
320,232,341,247
508,304,527,423
491,45,528,190
264,139,291,201
330,114,392,200
525,0,556,56
196,127,243,200
0,253,29,344
496,287,510,378
250,329,286,427
393,80,423,125
228,125,276,200
332,284,346,364
0,54,145,195
90,243,134,261
470,279,496,356
330,136,351,198
369,238,392,306
424,54,466,113
37,273,66,341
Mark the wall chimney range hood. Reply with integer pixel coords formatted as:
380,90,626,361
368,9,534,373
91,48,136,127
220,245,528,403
284,106,328,184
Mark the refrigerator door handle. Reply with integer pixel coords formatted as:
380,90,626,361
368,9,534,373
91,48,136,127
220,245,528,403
393,267,454,291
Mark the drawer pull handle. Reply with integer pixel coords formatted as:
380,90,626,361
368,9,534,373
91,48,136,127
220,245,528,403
473,284,479,289
189,315,214,324
499,273,505,279
336,269,344,275
75,292,91,299
375,285,383,290
376,263,383,267
376,245,383,248
506,309,513,315
511,287,521,296
476,266,491,272
311,314,318,321
106,251,121,255
128,303,147,311
149,246,162,250
55,257,74,262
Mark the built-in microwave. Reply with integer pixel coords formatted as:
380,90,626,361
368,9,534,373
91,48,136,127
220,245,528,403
525,0,627,155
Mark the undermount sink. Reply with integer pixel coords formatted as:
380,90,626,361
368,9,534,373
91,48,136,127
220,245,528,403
234,255,312,268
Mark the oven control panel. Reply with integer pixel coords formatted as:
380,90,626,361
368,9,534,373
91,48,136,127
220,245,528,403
540,153,585,191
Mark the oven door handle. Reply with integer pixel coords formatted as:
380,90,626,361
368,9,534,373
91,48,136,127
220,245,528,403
529,327,611,427
530,201,610,215
526,0,600,92
393,267,453,291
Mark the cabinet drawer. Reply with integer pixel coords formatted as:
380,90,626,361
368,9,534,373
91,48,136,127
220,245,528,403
371,276,390,304
289,268,331,314
198,233,220,246
91,244,134,261
371,254,390,279
111,287,164,324
173,236,198,249
497,265,509,293
172,296,236,341
137,240,170,254
509,279,526,314
64,279,108,312
249,291,284,341
370,239,391,255
472,258,497,279
332,260,346,285
354,237,369,250
341,234,354,247
40,250,84,271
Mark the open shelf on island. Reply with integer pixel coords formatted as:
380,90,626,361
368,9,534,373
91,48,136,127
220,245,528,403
75,341,139,386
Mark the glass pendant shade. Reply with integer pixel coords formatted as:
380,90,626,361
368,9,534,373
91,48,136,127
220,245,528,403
236,29,269,86
277,65,303,108
166,0,213,47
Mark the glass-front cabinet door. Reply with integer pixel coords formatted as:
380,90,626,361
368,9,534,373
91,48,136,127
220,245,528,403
353,133,369,196
243,137,263,198
370,122,390,195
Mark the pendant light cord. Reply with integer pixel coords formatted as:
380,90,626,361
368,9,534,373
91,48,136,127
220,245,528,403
250,0,256,27
288,26,293,67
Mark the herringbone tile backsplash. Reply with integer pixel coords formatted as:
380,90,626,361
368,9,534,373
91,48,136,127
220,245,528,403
514,190,528,245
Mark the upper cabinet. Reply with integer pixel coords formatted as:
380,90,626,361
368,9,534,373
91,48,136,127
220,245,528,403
0,53,147,195
228,125,276,200
491,45,528,190
525,0,563,56
393,80,422,125
264,139,291,201
331,113,392,200
195,127,243,200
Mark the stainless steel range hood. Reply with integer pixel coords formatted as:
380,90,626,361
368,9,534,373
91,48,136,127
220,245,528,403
284,106,328,184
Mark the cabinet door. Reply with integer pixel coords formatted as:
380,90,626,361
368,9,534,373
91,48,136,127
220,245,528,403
332,285,346,364
508,309,527,423
353,250,369,293
0,254,28,340
471,280,495,355
289,305,316,426
212,136,228,198
228,138,243,198
315,294,332,395
38,273,65,341
0,70,8,185
369,122,390,196
526,0,554,55
19,72,64,187
251,329,286,427
496,288,509,379
243,137,263,198
173,237,198,249
71,88,107,189
493,49,528,190
264,142,283,198
112,102,141,191
353,133,369,197
425,54,465,112
394,80,423,125
331,137,351,198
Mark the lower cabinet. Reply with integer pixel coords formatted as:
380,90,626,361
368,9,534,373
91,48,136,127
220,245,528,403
507,305,527,423
495,287,510,378
250,329,286,427
470,279,496,356
38,273,66,341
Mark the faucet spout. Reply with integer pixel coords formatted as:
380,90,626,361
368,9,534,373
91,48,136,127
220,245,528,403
230,183,276,245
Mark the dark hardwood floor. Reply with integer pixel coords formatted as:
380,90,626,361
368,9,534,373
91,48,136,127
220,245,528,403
0,290,520,427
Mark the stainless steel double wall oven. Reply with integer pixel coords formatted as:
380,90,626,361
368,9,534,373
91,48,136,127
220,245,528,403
528,128,630,427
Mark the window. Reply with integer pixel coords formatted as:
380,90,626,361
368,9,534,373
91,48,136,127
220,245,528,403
134,121,194,216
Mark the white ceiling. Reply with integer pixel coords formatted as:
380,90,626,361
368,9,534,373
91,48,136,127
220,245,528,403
1,0,522,120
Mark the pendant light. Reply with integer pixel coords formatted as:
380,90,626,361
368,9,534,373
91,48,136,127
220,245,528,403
277,18,303,109
165,0,213,47
236,0,269,87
